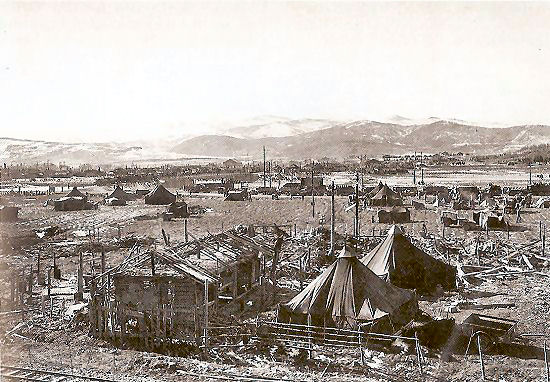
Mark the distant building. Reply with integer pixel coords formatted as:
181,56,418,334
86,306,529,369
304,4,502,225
223,159,243,169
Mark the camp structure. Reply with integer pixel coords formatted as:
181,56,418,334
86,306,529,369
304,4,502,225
441,211,459,227
278,245,418,331
0,206,19,222
369,184,402,207
89,230,267,345
534,197,550,208
66,186,87,200
378,207,411,224
105,197,126,206
412,200,426,210
53,197,97,211
224,189,249,201
361,225,456,294
167,201,189,218
145,184,176,205
367,181,385,198
478,211,507,230
107,186,135,202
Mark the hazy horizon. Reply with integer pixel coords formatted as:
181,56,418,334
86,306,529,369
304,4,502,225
3,1,550,143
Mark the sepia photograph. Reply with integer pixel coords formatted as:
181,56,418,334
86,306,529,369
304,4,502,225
2,1,550,380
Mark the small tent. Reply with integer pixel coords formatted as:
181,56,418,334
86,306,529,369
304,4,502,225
167,201,189,218
224,189,248,201
66,187,86,200
107,186,135,202
535,197,550,208
145,184,176,205
361,225,456,294
278,246,418,331
478,211,507,230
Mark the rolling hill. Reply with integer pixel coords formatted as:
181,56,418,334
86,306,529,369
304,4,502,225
172,120,550,159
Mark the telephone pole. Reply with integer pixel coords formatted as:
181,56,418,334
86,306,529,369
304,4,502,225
311,161,315,218
355,172,360,237
330,181,335,256
264,146,265,188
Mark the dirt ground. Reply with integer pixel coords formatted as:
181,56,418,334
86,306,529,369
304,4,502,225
1,190,550,381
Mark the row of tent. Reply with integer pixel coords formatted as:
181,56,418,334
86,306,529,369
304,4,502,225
54,184,178,211
278,225,456,331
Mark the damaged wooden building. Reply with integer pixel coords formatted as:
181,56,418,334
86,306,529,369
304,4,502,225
88,229,276,347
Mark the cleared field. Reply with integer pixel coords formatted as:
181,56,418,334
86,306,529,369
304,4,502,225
1,190,550,381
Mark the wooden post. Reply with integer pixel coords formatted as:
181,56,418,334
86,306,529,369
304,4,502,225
28,265,33,297
478,333,485,381
52,252,57,277
36,252,41,283
77,252,83,301
330,181,335,256
415,332,423,375
307,314,312,359
47,268,51,297
358,326,364,365
101,250,106,275
543,227,546,258
545,340,549,382
475,235,480,264
151,253,155,276
232,267,238,298
203,279,209,350
184,219,188,243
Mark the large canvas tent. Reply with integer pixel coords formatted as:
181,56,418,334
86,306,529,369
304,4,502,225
107,186,135,202
370,184,403,207
54,197,96,211
361,225,456,294
278,246,418,331
66,187,86,199
145,184,176,205
367,182,385,198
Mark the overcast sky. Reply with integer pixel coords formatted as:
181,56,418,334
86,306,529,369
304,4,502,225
3,1,550,142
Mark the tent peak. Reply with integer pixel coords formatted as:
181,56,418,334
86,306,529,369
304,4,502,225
388,225,403,236
337,245,358,258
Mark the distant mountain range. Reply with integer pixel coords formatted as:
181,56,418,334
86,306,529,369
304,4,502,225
3,117,550,164
172,119,550,160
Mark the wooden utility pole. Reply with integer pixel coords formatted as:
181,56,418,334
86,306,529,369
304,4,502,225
355,172,360,237
529,163,532,186
330,181,335,256
269,161,272,188
311,161,315,218
264,146,265,187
